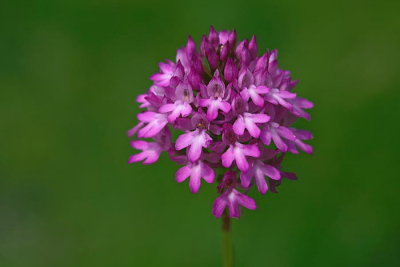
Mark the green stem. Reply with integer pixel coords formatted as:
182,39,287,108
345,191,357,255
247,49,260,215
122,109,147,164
222,211,234,267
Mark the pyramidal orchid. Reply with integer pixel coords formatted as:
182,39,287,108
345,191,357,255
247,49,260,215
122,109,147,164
128,26,313,266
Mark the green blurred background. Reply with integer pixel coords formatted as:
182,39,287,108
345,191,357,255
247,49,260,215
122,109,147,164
1,0,400,266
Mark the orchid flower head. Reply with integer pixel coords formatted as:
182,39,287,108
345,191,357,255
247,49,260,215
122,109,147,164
128,26,313,218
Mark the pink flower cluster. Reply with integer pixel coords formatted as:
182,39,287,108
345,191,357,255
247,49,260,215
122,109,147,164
128,27,313,218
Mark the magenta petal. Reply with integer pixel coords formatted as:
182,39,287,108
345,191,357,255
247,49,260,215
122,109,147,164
242,144,260,157
255,172,268,194
159,103,175,113
234,149,249,171
277,126,296,141
272,133,288,152
222,146,235,168
127,122,144,137
279,91,296,98
137,111,156,122
137,114,167,138
235,190,257,210
207,101,219,121
233,116,245,135
297,98,313,108
261,164,281,180
295,139,313,154
293,129,313,140
212,196,227,218
131,140,149,150
250,92,264,106
188,131,210,162
143,152,160,164
250,114,270,123
175,132,193,150
240,170,253,188
244,120,260,138
219,101,231,113
201,163,215,183
189,166,202,193
181,103,192,117
261,128,272,145
128,153,146,164
240,88,250,102
228,198,240,218
255,85,269,94
176,165,191,183
188,139,203,161
138,122,166,138
297,98,314,108
167,109,181,122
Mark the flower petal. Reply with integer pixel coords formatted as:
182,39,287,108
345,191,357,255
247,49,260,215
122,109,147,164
234,147,249,171
272,133,288,152
159,103,175,113
240,170,253,188
244,119,260,138
175,132,193,150
255,171,268,194
221,146,235,168
137,111,156,122
212,196,227,218
189,165,202,193
201,162,215,183
235,190,257,210
128,152,146,164
242,144,260,157
261,164,281,180
176,165,191,183
233,116,245,135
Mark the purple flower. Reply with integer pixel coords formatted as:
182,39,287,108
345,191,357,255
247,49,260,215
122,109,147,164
222,142,260,171
175,128,212,162
233,113,270,138
265,88,297,109
213,188,257,218
238,69,270,107
286,128,314,154
260,122,296,152
219,124,260,171
128,26,313,218
136,112,168,138
150,60,176,86
176,160,215,193
129,129,171,164
240,159,281,194
199,70,231,121
289,97,314,120
129,141,162,164
212,171,256,218
159,82,193,122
